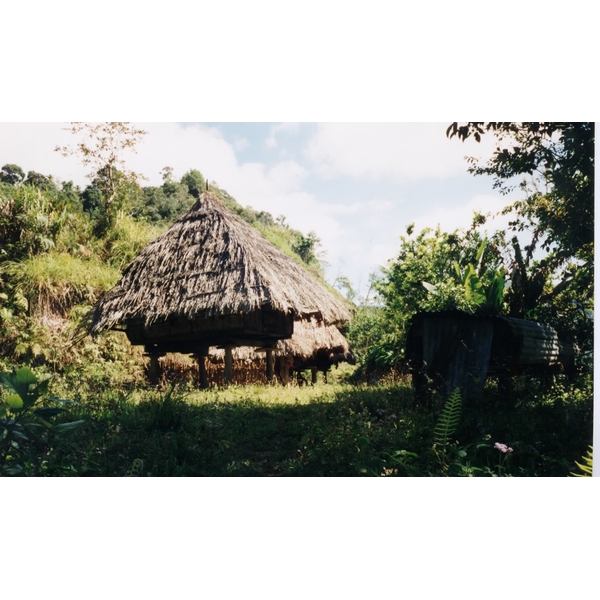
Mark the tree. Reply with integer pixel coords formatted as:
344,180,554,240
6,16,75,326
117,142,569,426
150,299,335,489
55,122,147,229
447,123,593,279
447,122,594,357
24,170,56,191
0,164,25,186
131,177,194,225
161,166,174,184
292,231,323,266
333,275,357,302
180,169,206,199
348,225,503,376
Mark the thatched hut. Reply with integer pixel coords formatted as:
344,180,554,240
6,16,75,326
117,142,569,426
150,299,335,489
89,190,352,385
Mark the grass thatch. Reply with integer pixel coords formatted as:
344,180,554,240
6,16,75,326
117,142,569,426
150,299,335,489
206,318,354,362
90,191,351,333
276,318,354,361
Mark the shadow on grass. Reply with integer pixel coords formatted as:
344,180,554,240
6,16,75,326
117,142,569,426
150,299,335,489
54,384,434,477
31,376,594,477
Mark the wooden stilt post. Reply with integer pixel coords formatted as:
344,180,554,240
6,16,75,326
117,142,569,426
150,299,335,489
224,346,234,385
311,367,318,385
280,355,290,385
144,352,164,386
266,348,275,383
198,356,208,389
193,347,210,389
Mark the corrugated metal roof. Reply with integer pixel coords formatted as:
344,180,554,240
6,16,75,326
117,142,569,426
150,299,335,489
492,316,560,366
407,310,562,376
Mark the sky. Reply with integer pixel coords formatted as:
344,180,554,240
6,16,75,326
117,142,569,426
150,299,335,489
0,122,521,297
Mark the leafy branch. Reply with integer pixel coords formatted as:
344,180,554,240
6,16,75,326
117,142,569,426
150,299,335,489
0,366,84,475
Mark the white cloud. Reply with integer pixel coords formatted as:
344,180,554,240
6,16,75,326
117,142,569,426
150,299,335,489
272,123,300,135
0,122,242,190
265,122,301,150
304,122,498,182
265,160,308,192
0,122,89,185
128,123,240,186
320,198,396,216
410,193,516,236
370,242,400,269
233,137,250,152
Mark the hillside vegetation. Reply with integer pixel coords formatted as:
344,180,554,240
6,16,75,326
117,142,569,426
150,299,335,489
0,165,331,375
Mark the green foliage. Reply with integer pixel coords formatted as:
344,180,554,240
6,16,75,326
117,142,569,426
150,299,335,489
0,365,83,475
0,164,25,185
1,252,119,317
422,234,505,314
350,227,503,378
4,372,587,477
100,213,166,271
570,446,593,477
24,170,56,191
433,388,462,447
333,275,357,303
431,388,462,472
132,180,194,225
180,169,206,198
448,122,594,354
426,238,506,314
0,183,68,260
380,227,501,315
348,305,404,375
125,458,145,477
447,122,593,263
292,231,323,267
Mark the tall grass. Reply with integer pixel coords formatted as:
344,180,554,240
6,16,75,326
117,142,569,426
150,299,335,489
1,252,120,316
102,213,166,271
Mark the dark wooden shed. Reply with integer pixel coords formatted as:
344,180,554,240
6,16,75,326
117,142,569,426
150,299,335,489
406,310,568,401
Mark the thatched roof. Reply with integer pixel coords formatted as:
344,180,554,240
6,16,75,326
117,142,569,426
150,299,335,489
208,318,354,363
276,318,353,361
90,191,351,334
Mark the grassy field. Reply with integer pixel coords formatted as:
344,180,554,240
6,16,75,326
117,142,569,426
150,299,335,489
5,367,590,477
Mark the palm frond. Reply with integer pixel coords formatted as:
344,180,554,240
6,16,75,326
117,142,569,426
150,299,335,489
570,446,593,477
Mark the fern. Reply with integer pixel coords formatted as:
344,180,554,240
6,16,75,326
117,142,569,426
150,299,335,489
570,446,593,477
434,388,462,447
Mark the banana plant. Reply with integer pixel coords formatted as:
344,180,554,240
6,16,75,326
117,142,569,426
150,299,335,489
453,261,505,314
455,238,505,313
422,238,506,314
